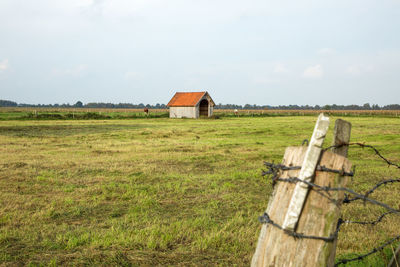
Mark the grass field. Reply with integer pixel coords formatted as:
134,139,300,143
0,115,399,266
1,107,400,121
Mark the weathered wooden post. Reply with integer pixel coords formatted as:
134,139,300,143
327,119,352,266
331,119,351,157
282,113,330,231
252,114,352,267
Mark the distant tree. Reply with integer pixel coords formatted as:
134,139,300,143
382,104,400,110
75,101,83,107
0,100,18,107
323,105,331,110
372,104,380,110
363,103,371,110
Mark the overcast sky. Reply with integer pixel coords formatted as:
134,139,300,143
0,0,399,105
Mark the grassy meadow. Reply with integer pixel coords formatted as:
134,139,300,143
0,114,399,266
1,107,400,121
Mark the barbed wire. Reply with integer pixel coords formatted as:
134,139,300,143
343,211,395,225
258,212,343,242
343,178,400,203
323,142,400,169
263,162,354,187
263,162,355,178
335,235,400,266
259,142,400,265
262,164,400,214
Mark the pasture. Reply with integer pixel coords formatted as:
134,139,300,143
0,115,399,266
1,107,400,121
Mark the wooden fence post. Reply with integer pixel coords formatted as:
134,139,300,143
252,116,352,267
282,113,330,231
327,119,352,266
331,119,351,157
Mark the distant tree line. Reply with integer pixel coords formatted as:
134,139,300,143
4,100,167,109
1,99,400,110
214,103,400,110
83,102,167,109
0,100,18,107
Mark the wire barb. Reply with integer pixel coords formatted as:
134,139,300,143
258,212,343,242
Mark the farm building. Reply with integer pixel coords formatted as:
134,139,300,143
167,91,215,118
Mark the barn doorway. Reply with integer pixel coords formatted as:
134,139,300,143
199,99,209,117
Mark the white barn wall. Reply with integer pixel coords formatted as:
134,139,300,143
169,106,197,118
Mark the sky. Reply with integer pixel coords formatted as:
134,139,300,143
0,0,400,106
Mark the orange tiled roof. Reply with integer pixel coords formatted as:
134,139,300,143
167,92,207,107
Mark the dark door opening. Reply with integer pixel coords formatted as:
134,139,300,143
199,99,208,117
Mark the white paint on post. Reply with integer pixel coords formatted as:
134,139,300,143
282,113,330,231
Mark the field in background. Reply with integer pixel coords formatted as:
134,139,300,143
0,116,399,266
0,108,169,120
1,107,400,121
215,109,400,117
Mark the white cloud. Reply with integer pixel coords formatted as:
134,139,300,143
303,64,323,78
0,59,9,71
317,48,336,55
52,64,88,76
273,63,289,74
346,64,374,75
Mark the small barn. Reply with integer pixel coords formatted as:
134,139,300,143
167,91,215,118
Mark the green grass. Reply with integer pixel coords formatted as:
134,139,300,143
1,108,400,121
0,111,170,120
0,116,399,266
